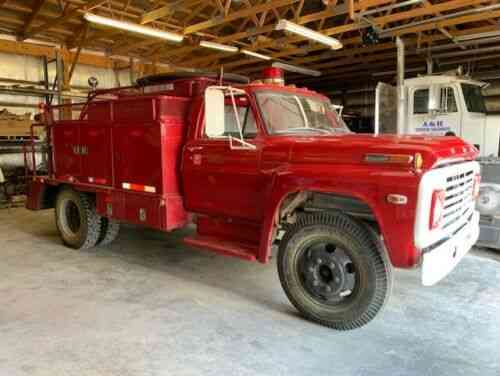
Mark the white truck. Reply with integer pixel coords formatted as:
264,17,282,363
375,72,500,249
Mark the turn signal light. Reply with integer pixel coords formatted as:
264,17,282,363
472,174,481,199
429,189,446,230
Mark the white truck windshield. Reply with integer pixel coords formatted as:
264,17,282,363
256,91,350,135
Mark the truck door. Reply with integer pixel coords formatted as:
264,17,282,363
182,92,264,222
408,85,461,136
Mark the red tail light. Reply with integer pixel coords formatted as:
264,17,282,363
472,174,481,199
429,189,446,230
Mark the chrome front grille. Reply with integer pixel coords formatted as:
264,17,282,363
442,169,474,230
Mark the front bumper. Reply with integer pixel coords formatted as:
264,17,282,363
421,210,480,286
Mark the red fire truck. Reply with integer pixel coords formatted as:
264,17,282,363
25,69,481,330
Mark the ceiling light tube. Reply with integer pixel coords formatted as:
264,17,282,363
272,62,321,77
199,40,239,53
275,20,343,50
83,13,183,43
241,49,271,60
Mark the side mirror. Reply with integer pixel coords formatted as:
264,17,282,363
205,87,225,137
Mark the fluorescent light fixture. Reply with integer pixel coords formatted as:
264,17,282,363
241,49,271,60
199,40,238,53
83,13,183,43
272,62,321,77
455,30,500,41
275,20,343,50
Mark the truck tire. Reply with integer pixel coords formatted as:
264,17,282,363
277,212,392,330
55,188,101,250
97,217,120,247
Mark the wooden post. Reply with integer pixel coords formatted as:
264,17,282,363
56,48,72,120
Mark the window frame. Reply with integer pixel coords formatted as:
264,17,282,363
439,86,458,114
202,92,260,141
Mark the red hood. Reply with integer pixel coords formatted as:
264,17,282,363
268,134,478,170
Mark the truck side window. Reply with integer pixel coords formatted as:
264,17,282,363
413,89,429,114
440,87,457,113
219,105,257,139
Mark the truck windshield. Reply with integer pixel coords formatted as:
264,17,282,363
461,83,487,113
255,91,350,135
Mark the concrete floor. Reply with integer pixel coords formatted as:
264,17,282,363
0,208,499,376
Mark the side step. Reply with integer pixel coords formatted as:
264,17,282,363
184,235,258,261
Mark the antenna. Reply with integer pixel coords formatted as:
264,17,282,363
219,65,224,85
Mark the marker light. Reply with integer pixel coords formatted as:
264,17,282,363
414,153,423,170
364,153,414,164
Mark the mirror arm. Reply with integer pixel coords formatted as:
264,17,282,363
228,87,244,141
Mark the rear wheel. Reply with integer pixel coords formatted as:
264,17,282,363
278,212,392,330
97,217,120,246
55,188,101,249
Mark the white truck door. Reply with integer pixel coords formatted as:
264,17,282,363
408,85,431,135
408,85,461,136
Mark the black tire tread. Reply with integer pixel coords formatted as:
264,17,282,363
55,188,101,250
97,217,120,246
277,211,391,330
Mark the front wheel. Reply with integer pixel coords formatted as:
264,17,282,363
277,212,393,330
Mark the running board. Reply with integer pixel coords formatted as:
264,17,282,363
183,235,258,261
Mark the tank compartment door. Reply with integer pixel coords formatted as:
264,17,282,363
374,82,397,134
52,123,81,181
80,123,112,186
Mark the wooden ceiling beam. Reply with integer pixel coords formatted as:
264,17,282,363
147,0,379,63
236,24,500,78
21,0,47,36
182,0,299,35
139,0,202,24
200,0,499,73
21,0,109,41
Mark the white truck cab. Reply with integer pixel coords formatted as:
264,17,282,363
375,72,500,249
403,74,499,157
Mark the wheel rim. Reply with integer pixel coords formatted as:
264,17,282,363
297,240,358,305
59,198,81,236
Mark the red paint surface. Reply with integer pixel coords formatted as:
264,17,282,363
27,77,478,268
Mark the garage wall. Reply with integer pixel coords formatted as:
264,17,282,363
0,51,133,117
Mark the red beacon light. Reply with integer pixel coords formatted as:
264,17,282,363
261,67,285,85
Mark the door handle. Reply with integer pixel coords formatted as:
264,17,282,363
187,146,203,152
